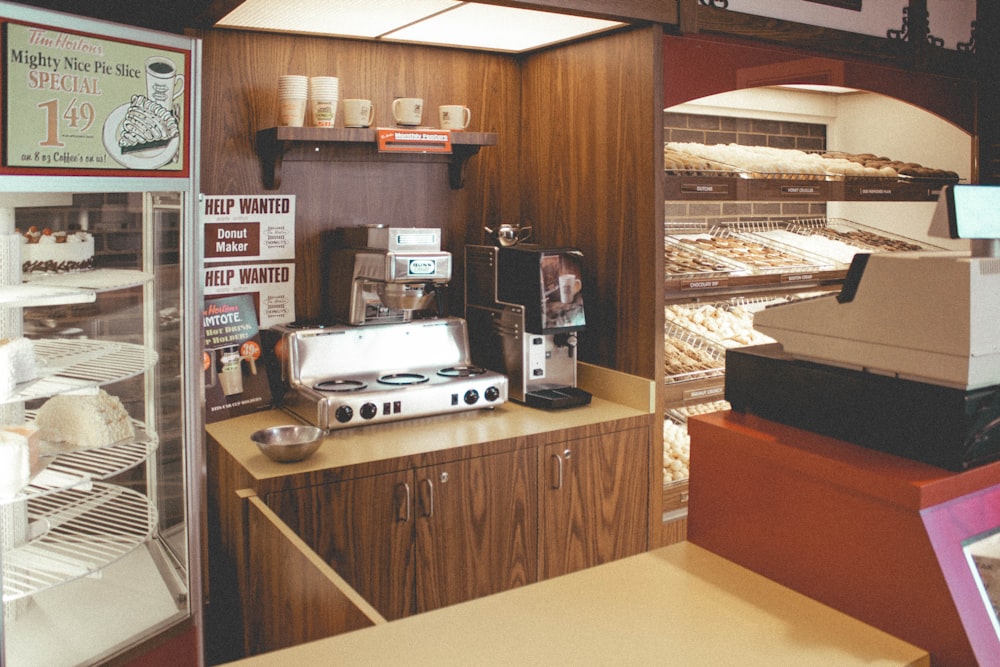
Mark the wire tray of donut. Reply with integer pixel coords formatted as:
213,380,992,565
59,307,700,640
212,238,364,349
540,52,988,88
664,236,751,278
670,227,838,276
663,321,726,384
724,217,941,267
664,299,778,350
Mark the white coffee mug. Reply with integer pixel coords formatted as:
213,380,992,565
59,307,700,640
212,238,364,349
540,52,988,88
344,99,375,127
558,274,582,304
145,56,184,108
439,105,471,130
392,97,423,126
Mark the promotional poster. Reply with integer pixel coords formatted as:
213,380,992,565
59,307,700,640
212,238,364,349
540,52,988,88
3,20,191,175
203,293,272,423
202,194,297,420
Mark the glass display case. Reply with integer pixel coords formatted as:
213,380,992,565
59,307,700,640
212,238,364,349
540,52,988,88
0,3,202,665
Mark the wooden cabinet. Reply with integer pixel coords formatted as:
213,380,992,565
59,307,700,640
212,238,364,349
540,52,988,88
261,426,650,620
538,426,649,579
266,448,537,621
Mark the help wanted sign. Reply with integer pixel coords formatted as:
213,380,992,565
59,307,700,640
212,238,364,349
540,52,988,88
201,194,295,329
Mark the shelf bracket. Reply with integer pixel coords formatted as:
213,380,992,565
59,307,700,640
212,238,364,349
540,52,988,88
256,128,283,190
449,145,481,190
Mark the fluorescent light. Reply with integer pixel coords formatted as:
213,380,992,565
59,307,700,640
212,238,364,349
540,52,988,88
217,0,461,39
384,4,624,53
777,84,861,94
215,0,625,53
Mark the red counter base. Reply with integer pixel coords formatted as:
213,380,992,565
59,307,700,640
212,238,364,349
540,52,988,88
687,410,1000,667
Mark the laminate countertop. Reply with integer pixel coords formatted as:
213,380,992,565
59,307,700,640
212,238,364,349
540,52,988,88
224,540,928,666
206,363,656,486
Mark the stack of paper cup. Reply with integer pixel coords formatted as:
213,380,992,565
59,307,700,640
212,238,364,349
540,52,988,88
309,76,339,128
277,75,308,127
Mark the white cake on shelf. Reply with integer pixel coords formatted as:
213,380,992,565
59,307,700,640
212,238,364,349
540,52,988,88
0,337,37,400
34,388,134,450
19,228,95,273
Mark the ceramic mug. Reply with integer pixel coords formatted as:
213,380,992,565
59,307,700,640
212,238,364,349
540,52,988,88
439,105,471,130
392,97,423,126
344,99,375,127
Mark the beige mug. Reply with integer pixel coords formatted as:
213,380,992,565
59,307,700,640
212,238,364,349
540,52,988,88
439,105,471,130
392,97,423,126
344,99,375,127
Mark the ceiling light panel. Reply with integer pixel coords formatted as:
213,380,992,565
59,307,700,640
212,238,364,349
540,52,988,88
384,3,624,52
216,0,462,39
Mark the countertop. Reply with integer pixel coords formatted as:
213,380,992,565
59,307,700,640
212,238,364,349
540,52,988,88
225,541,929,666
206,363,655,487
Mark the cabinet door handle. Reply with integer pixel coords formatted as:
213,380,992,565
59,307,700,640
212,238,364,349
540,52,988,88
418,478,434,518
551,448,572,490
395,482,411,523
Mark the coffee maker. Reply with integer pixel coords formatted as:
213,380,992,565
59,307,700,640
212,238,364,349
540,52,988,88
324,225,452,325
465,244,592,409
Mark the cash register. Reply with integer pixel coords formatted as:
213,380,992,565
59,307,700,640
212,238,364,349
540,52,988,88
726,185,1000,470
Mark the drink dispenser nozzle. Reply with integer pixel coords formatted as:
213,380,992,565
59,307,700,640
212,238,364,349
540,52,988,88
554,332,578,349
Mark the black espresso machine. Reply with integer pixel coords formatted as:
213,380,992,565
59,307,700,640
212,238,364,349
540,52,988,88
465,244,592,409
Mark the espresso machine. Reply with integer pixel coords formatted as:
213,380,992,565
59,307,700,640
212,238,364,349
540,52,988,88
465,243,592,409
324,225,452,325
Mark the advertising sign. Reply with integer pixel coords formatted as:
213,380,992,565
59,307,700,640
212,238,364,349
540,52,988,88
2,20,191,176
202,294,272,423
201,195,297,420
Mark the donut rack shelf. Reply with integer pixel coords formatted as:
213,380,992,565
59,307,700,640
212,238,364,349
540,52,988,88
1,483,156,603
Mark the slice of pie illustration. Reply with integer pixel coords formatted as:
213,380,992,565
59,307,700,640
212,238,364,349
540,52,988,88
118,94,179,154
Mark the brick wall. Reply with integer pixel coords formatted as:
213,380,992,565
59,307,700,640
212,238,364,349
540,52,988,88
664,111,828,226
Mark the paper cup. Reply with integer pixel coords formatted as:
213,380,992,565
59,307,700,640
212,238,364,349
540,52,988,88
278,97,307,127
311,99,337,127
278,75,308,126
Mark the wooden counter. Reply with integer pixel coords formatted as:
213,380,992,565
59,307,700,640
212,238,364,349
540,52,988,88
206,363,654,494
206,365,659,661
223,541,928,667
687,410,1000,666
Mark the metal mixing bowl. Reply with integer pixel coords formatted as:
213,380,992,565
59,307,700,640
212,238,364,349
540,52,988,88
251,425,325,462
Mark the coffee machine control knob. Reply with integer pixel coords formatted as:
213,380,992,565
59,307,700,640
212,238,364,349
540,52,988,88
484,386,501,402
360,402,379,420
335,405,354,423
463,389,480,405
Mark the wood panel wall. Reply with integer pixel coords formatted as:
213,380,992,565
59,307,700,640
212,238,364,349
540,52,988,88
520,26,664,380
196,29,522,323
196,26,663,378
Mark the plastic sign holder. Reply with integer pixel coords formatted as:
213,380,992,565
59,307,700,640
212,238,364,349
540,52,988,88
376,128,452,154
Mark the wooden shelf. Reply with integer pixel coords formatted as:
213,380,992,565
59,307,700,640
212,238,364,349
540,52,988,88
256,126,498,190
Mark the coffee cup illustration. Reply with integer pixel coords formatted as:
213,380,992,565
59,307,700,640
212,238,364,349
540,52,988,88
145,56,184,108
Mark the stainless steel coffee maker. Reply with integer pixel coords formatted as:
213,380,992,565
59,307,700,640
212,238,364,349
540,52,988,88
325,225,452,325
465,243,592,409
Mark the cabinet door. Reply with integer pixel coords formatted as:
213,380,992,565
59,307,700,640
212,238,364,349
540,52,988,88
539,427,649,579
266,471,415,621
414,449,537,613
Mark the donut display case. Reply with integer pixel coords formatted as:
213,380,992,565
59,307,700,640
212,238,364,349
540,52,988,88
660,32,975,534
0,3,203,665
